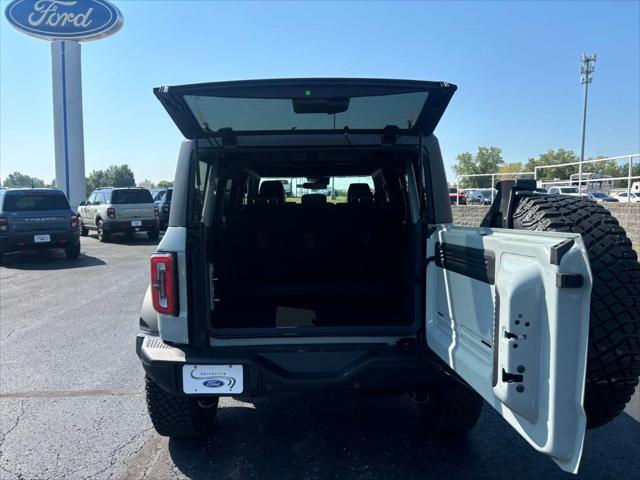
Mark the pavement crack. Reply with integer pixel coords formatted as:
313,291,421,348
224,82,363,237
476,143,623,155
1,389,144,400
85,426,153,480
0,399,26,479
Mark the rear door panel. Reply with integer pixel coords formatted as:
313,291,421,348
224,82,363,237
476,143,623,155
427,225,592,473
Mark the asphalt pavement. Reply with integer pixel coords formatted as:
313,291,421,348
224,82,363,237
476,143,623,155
0,235,639,480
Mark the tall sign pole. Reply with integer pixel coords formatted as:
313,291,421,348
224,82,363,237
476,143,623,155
578,53,596,193
5,0,123,208
51,40,85,204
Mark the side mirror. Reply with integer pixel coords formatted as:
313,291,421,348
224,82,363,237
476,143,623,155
79,201,86,206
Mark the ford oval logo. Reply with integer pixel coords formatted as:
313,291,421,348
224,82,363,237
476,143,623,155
5,0,123,42
203,379,224,388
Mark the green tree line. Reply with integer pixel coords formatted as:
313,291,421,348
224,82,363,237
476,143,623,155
453,147,638,188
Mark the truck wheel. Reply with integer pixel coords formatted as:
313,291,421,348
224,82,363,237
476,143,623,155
79,219,89,236
145,376,219,437
65,242,81,259
147,228,160,241
96,220,110,243
512,194,640,428
417,381,483,435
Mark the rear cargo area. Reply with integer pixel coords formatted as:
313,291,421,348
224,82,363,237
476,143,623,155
204,148,422,333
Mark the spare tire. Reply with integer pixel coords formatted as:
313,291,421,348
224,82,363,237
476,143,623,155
511,194,640,428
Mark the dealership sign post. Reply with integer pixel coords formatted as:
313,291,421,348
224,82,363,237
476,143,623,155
5,0,123,208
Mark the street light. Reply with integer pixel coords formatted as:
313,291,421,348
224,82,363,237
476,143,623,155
579,53,596,192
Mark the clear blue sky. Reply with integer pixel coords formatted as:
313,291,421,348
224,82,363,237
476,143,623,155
1,0,639,184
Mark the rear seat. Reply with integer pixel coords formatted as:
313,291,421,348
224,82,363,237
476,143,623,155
227,181,396,289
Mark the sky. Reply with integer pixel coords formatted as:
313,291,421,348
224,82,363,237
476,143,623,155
1,0,639,185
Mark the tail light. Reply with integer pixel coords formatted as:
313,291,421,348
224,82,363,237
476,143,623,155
150,253,177,315
107,207,116,219
154,206,159,217
70,214,78,229
0,217,7,235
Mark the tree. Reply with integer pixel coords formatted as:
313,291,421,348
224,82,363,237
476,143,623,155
85,164,136,193
2,171,46,188
452,146,504,188
157,180,173,188
105,164,135,188
498,162,524,180
524,149,579,180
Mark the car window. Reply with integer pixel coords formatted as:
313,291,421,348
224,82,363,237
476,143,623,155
549,188,558,194
87,193,96,204
619,193,627,197
111,189,153,204
3,192,70,211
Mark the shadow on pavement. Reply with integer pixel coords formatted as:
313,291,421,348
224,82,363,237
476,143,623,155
0,249,106,270
166,393,640,480
88,232,163,246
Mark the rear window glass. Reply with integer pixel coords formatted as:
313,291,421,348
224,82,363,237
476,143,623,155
111,189,152,204
3,192,70,211
184,92,429,132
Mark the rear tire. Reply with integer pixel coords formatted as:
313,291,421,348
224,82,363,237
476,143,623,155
417,381,483,435
147,228,160,241
145,376,219,438
65,242,81,259
512,195,640,428
96,220,110,243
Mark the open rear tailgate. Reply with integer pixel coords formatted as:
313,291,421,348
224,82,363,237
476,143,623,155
154,78,456,139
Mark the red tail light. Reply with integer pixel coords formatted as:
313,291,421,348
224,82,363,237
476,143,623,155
150,253,177,315
70,214,78,229
0,217,8,235
154,206,159,217
107,207,116,219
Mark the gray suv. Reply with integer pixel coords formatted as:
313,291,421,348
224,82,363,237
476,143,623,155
78,187,159,242
136,79,639,473
0,188,80,263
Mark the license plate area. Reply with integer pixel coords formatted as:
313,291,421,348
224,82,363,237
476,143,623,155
131,220,142,227
34,234,51,243
182,364,244,394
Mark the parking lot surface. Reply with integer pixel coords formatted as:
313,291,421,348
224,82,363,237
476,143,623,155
1,235,639,480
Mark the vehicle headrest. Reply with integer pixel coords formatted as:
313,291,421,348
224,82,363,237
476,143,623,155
258,181,285,205
301,193,327,206
347,183,373,204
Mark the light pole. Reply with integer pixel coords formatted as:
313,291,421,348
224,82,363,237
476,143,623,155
579,54,596,192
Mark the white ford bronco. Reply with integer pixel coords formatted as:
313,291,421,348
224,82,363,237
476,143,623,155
137,79,640,473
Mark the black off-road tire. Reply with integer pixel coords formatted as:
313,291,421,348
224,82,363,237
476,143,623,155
96,220,110,243
512,194,640,428
79,219,89,236
145,376,219,438
65,242,81,259
147,228,160,241
417,381,484,435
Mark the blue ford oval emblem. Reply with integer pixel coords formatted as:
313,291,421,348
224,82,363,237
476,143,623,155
5,0,123,41
203,379,224,388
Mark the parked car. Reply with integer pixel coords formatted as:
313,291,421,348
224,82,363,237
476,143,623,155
153,188,173,229
465,189,493,205
77,187,159,242
588,191,619,203
615,191,640,203
547,186,581,196
448,187,465,204
137,78,639,474
0,188,80,263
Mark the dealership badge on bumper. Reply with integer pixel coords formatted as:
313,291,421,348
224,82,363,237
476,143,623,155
182,365,244,394
34,234,51,243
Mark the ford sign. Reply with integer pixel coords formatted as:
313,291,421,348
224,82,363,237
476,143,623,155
203,379,225,388
5,0,123,41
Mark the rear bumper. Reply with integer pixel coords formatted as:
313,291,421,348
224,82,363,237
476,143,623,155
137,333,448,397
103,218,158,233
0,230,79,253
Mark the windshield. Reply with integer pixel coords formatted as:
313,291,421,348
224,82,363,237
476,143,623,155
591,192,607,197
2,192,70,211
111,189,153,204
184,92,429,133
561,187,579,193
480,190,493,198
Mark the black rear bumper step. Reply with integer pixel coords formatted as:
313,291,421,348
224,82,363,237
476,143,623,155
137,334,448,397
